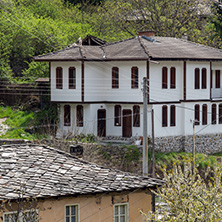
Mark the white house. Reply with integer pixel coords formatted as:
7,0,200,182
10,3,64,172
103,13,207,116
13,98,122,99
35,32,222,152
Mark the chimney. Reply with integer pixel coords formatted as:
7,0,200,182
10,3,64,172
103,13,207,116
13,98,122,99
138,31,155,38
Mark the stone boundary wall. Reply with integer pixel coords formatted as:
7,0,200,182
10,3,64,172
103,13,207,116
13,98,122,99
154,134,222,154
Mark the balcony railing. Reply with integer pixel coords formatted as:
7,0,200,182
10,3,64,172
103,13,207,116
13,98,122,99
211,88,222,99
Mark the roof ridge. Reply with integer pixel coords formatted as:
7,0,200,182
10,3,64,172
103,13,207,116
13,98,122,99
138,36,150,58
102,36,137,47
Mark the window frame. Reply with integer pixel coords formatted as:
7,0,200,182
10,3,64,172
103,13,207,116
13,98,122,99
69,67,76,89
194,104,200,125
131,67,139,89
76,105,83,127
194,68,200,89
202,104,208,125
56,67,63,89
113,203,129,222
64,204,80,222
162,67,168,89
219,104,222,124
162,105,168,127
212,104,217,125
201,68,207,89
170,105,176,127
114,105,121,126
170,67,176,89
112,67,119,89
133,105,140,127
216,70,220,88
64,105,71,126
3,209,38,222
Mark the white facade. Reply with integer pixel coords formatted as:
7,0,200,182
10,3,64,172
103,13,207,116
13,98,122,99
52,60,222,138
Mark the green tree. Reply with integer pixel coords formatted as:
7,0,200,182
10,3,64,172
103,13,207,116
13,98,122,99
142,161,222,221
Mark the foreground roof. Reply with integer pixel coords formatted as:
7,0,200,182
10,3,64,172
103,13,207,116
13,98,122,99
0,144,163,200
34,36,222,62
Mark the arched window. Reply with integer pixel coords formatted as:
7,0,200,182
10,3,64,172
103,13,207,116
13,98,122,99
162,105,168,127
64,105,71,126
202,104,207,125
212,104,216,125
76,105,83,127
194,104,200,125
133,105,140,127
112,67,119,88
201,68,207,89
194,68,200,89
114,105,121,126
56,67,63,89
131,67,139,89
170,105,176,127
170,67,176,89
162,67,168,89
69,67,76,89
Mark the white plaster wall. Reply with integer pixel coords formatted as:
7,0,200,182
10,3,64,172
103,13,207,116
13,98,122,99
186,62,210,100
51,62,82,102
84,61,146,102
149,61,183,102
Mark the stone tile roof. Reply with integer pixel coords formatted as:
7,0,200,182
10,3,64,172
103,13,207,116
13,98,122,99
0,144,164,200
34,36,222,61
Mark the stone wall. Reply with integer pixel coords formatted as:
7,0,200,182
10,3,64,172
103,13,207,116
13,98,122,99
154,134,222,154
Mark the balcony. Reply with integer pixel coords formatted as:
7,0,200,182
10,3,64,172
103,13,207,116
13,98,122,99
211,88,222,99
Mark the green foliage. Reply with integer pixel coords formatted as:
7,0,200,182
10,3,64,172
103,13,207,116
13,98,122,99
123,145,141,162
71,133,97,143
142,161,222,221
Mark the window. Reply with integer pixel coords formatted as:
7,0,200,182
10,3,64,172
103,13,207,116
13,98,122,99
194,68,200,89
56,67,63,89
212,104,217,125
170,67,176,89
194,104,200,125
69,67,76,89
76,105,83,127
65,205,79,222
131,67,138,89
202,104,207,125
162,67,168,89
133,105,140,127
64,105,71,126
3,210,38,222
114,105,121,126
112,67,119,88
162,105,168,127
216,70,220,88
201,68,207,89
219,104,222,124
170,105,176,127
114,204,128,222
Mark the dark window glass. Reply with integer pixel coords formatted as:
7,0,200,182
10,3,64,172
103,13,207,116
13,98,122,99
114,105,121,126
202,104,207,125
194,104,200,125
202,68,207,89
131,67,139,89
195,68,200,89
112,67,119,88
133,105,140,127
219,104,222,124
170,67,176,89
69,67,76,89
170,105,176,126
77,105,83,127
56,67,63,89
162,67,168,89
216,70,220,88
162,105,168,127
64,105,71,126
212,104,216,125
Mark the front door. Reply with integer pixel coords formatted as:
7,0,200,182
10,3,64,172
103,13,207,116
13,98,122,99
122,109,132,137
97,109,106,137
